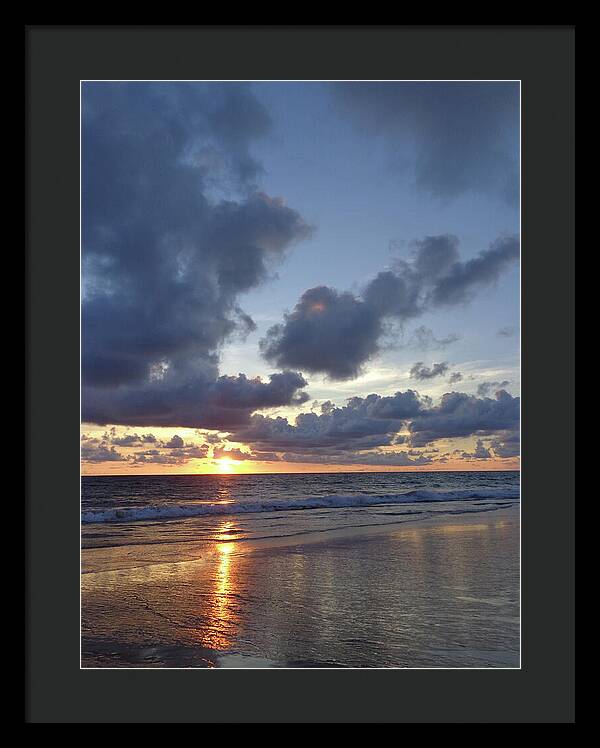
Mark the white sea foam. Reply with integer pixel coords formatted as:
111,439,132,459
81,488,520,524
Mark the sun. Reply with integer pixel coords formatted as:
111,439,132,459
216,457,236,474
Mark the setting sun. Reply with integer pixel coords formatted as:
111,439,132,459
217,457,236,474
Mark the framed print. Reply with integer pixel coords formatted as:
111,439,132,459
26,25,575,723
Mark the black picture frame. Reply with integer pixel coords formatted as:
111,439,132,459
26,25,575,723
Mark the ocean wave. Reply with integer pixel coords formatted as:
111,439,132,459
81,488,520,524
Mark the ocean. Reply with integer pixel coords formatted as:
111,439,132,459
82,470,519,549
81,471,520,668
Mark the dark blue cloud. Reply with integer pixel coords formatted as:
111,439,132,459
80,443,128,463
229,390,427,454
260,286,383,380
462,439,492,460
130,444,209,465
407,389,519,447
431,236,519,306
278,450,432,467
226,388,519,462
490,431,520,458
83,370,310,430
477,380,512,397
81,430,211,465
109,433,158,447
82,83,311,427
410,361,450,381
261,234,519,380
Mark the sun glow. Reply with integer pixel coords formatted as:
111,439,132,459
216,457,236,474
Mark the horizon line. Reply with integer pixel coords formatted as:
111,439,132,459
82,467,521,478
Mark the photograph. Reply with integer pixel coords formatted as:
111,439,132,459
80,79,521,669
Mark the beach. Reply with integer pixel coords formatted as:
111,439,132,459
81,500,519,669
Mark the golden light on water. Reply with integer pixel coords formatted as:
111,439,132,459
195,522,240,651
207,549,234,649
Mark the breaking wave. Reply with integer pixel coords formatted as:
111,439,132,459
81,488,520,524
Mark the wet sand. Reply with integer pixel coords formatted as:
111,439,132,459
81,505,519,668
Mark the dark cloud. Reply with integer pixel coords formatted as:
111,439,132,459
335,82,519,205
410,361,449,381
462,439,492,460
82,83,312,428
206,372,310,410
164,435,185,449
229,390,427,455
261,234,519,380
83,370,310,430
407,389,520,447
82,385,520,466
260,286,383,380
81,429,211,465
490,430,520,458
431,236,519,306
200,431,224,445
477,380,512,397
81,443,127,463
220,448,282,463
212,446,254,461
252,452,281,462
110,432,158,447
448,372,463,384
279,450,432,467
497,326,517,337
225,387,520,463
131,444,209,465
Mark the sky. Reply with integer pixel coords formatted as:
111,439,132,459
81,81,520,475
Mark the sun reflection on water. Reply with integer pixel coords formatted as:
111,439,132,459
198,522,241,650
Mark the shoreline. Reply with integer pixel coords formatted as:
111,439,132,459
81,503,519,575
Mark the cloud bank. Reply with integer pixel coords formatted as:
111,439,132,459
82,387,520,467
407,389,519,448
226,388,519,465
